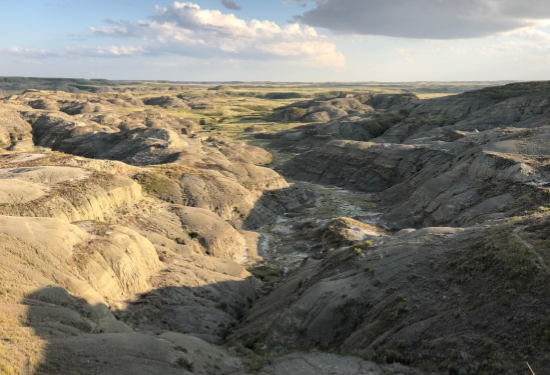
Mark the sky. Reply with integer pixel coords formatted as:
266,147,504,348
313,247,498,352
3,0,550,81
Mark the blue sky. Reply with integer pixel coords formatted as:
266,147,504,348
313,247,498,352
3,0,550,81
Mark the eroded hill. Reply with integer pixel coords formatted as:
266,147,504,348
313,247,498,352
2,80,550,375
0,83,430,375
236,81,550,375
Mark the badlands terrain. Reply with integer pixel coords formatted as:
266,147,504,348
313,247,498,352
0,77,549,374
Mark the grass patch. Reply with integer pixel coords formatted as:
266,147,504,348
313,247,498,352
176,356,194,371
247,264,284,287
133,172,173,196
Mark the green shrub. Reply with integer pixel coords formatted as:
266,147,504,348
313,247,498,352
246,353,273,372
216,301,229,311
0,364,16,375
247,264,284,286
176,356,194,371
264,92,304,99
356,240,374,249
420,361,438,372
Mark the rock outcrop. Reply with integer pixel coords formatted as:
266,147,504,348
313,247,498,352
269,97,375,124
234,221,550,374
278,82,550,229
143,96,191,109
0,107,33,151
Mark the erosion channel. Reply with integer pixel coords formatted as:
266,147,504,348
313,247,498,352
4,81,550,375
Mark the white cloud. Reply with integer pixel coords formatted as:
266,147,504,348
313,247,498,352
1,45,146,62
431,28,550,63
396,48,415,63
450,47,468,55
287,0,550,40
511,27,550,42
65,45,145,57
2,47,60,59
90,2,345,67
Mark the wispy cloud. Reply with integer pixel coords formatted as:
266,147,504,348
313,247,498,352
65,45,145,57
396,48,415,63
2,47,60,59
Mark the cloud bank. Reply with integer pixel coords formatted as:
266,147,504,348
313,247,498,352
90,2,344,67
288,0,550,39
